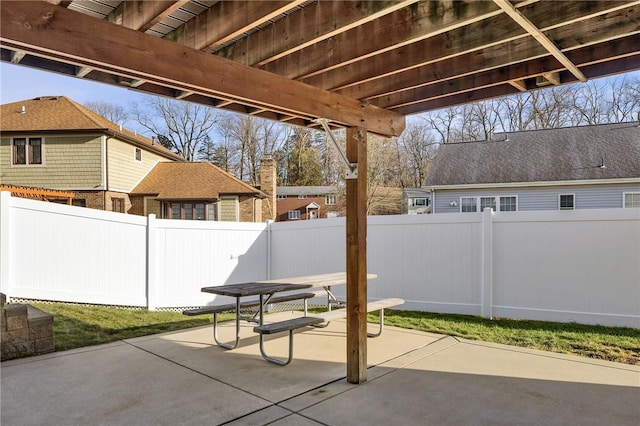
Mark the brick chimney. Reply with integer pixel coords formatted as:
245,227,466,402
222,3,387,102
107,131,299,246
260,154,277,221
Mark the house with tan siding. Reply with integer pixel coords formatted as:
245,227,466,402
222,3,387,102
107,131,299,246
0,96,267,222
130,162,266,222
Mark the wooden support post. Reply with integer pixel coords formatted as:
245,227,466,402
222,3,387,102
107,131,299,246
346,126,368,384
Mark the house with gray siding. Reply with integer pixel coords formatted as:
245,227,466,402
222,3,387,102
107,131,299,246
424,122,640,213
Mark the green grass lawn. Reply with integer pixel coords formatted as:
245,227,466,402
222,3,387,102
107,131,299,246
32,302,640,365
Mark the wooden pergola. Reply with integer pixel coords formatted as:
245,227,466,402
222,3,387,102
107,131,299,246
0,185,74,204
2,0,638,383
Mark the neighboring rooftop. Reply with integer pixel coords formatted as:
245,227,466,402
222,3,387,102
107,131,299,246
277,186,340,196
425,122,640,187
132,162,266,200
0,96,183,161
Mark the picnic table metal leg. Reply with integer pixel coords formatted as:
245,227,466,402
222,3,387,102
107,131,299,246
366,308,384,338
212,298,241,349
258,331,295,366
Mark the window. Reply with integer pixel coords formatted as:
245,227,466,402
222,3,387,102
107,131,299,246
194,203,206,220
500,196,517,212
297,195,307,199
460,196,517,213
277,195,287,200
326,194,336,205
165,202,212,220
461,197,477,212
624,193,640,208
112,198,125,213
288,210,300,220
559,194,574,210
135,148,142,161
413,198,429,207
480,197,496,211
12,137,42,165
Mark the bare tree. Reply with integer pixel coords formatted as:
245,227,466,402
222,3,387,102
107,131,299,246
395,121,438,188
85,101,128,126
423,107,461,144
131,96,218,161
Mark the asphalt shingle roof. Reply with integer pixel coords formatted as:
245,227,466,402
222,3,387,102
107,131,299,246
425,122,640,187
0,96,183,161
277,186,339,196
132,162,266,200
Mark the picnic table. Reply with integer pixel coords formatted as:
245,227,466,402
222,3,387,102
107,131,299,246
198,281,315,349
184,273,403,366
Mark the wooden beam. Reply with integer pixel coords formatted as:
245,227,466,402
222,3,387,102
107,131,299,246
508,79,528,91
0,1,405,137
120,1,190,32
75,66,92,78
542,72,561,86
303,1,639,96
10,50,25,64
260,0,509,79
391,52,640,115
215,0,418,66
372,34,640,110
345,126,368,384
493,0,587,82
170,1,308,52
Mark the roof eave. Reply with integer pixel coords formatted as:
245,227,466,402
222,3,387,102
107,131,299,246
427,177,640,191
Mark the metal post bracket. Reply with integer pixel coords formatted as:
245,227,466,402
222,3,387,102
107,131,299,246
314,118,359,179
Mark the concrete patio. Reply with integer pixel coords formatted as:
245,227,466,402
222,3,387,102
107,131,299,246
1,311,639,426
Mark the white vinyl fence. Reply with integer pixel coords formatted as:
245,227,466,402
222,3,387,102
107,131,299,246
1,191,638,327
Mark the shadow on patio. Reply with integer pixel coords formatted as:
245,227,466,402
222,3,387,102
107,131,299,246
1,311,638,426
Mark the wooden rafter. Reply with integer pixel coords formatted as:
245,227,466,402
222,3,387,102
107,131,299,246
493,0,587,82
259,0,511,80
339,30,640,107
0,1,404,137
129,1,191,33
301,0,632,93
215,0,419,66
166,1,310,52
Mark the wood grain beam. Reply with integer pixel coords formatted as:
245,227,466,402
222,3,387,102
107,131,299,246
259,0,520,80
493,0,586,82
392,52,640,115
337,12,640,102
300,0,636,92
374,35,640,110
0,1,405,137
215,0,418,66
168,1,307,52
120,1,191,33
345,126,368,384
508,80,528,91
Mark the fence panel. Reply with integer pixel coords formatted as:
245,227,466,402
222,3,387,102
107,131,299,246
151,219,268,309
367,214,483,315
4,196,147,306
2,192,638,327
492,209,640,327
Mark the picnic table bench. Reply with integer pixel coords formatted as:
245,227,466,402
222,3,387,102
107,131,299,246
254,297,405,365
182,273,402,366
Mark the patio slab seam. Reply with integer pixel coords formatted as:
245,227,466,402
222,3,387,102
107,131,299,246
121,339,277,403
